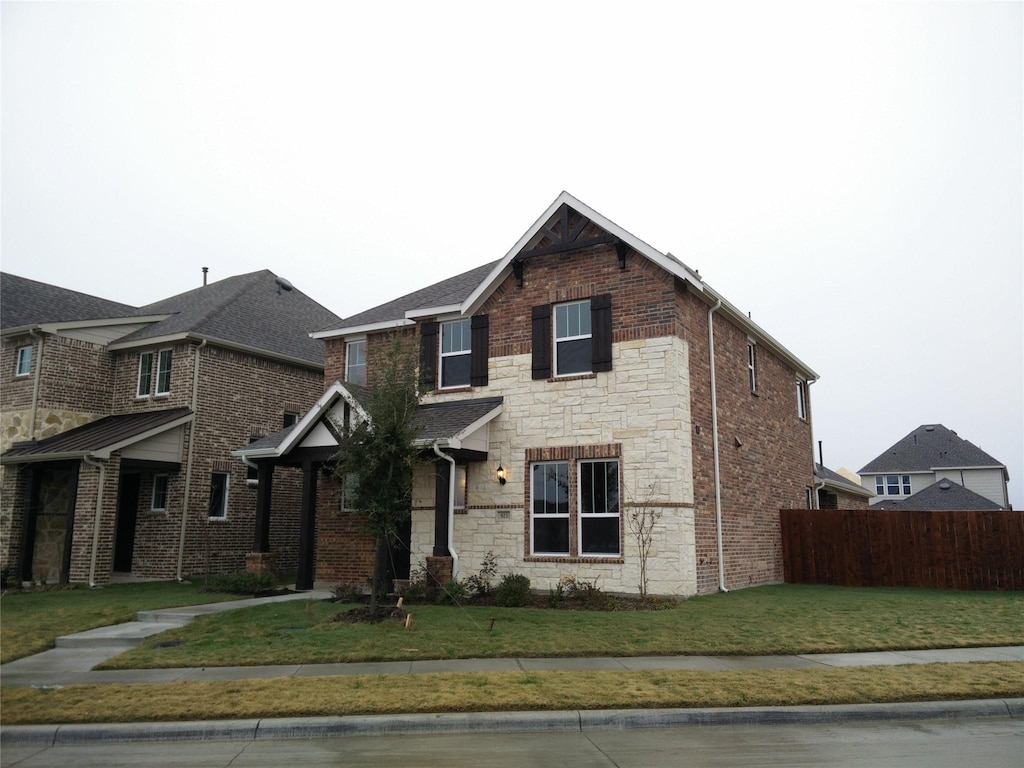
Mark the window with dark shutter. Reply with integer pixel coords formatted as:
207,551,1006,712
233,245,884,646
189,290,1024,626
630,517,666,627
531,304,551,379
470,314,489,386
419,321,438,390
591,293,612,372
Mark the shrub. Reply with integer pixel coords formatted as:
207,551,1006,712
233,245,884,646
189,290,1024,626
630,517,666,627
203,571,277,595
439,579,469,605
464,551,498,598
495,573,531,607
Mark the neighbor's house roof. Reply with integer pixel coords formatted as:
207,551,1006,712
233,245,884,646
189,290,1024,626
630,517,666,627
311,191,818,380
1,273,137,330
870,479,1004,511
0,408,193,464
858,424,1008,480
815,463,873,498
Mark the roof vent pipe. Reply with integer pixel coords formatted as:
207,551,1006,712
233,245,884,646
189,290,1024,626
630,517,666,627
202,267,208,286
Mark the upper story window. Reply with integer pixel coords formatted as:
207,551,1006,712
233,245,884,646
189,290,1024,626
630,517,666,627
138,349,172,397
531,294,612,380
283,411,299,428
747,342,757,392
440,319,471,388
796,380,807,420
875,474,911,496
15,345,32,377
554,300,592,376
346,340,366,386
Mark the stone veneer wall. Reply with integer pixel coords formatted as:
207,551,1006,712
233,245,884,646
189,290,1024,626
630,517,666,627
410,335,698,597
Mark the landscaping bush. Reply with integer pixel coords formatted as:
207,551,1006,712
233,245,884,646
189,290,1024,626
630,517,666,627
203,571,278,596
495,573,531,607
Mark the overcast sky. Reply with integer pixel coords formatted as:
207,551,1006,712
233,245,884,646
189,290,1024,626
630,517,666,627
2,1,1021,508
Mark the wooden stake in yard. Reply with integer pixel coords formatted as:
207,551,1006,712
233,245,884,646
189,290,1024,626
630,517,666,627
396,597,404,608
488,617,496,632
404,613,413,630
306,601,312,614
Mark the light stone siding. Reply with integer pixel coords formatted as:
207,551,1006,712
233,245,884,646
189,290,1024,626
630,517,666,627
412,335,698,596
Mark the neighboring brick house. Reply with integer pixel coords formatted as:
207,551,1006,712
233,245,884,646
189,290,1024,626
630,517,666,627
858,424,1011,510
1,271,340,585
814,464,872,509
236,192,819,596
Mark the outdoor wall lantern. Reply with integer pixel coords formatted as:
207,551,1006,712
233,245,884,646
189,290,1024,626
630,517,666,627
496,464,507,485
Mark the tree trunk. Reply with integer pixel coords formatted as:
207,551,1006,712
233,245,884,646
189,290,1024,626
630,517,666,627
368,535,388,618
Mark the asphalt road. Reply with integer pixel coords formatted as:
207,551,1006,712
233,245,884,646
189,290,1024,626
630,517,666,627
3,718,1021,768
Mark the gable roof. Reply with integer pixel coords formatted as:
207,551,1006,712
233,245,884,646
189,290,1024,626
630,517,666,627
1,273,137,331
309,192,818,379
1,408,193,463
815,463,873,498
110,271,342,367
870,479,1004,511
858,424,1007,478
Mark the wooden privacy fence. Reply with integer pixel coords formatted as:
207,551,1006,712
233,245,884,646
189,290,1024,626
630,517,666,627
779,509,1024,591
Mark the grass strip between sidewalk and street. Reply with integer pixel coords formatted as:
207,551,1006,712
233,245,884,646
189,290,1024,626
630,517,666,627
2,662,1022,725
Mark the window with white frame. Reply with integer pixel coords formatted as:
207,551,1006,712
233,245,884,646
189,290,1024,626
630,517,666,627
209,471,229,518
15,345,32,376
875,474,911,496
151,475,168,511
531,461,570,555
554,299,592,376
346,340,366,386
137,352,153,397
747,341,757,392
440,319,471,388
155,349,173,395
796,380,807,420
578,459,620,556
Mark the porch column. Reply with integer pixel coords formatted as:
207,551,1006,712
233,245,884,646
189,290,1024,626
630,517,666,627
295,460,318,590
18,466,40,583
432,459,450,556
252,463,274,552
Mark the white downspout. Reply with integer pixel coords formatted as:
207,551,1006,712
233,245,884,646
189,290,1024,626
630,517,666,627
28,328,43,440
432,443,459,581
807,380,823,509
707,299,728,593
82,455,106,588
176,339,206,581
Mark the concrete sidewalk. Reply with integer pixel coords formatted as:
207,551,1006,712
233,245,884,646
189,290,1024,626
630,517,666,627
1,591,1021,744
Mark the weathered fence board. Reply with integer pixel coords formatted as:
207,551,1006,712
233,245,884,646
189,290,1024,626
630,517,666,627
780,509,1023,590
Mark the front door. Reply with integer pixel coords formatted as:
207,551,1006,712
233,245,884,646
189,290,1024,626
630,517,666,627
113,474,141,572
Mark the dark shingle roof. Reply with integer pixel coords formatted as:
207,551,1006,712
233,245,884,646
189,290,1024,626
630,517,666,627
1,273,137,329
327,261,499,330
1,408,192,462
871,479,1004,511
415,397,504,443
815,463,872,496
122,270,342,366
859,424,1005,474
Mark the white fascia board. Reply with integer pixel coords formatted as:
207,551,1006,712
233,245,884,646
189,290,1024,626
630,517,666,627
95,413,194,459
274,380,370,458
822,479,874,498
461,191,704,317
310,318,414,340
405,304,462,321
702,284,820,381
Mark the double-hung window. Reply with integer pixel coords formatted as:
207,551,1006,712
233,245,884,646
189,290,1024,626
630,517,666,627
579,459,620,556
155,349,172,395
531,462,570,555
209,471,229,519
440,319,471,388
747,342,757,392
554,300,592,376
137,352,154,397
346,340,366,386
138,349,172,396
15,345,32,376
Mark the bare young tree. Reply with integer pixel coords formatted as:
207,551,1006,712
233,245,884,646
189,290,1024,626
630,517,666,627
626,480,662,600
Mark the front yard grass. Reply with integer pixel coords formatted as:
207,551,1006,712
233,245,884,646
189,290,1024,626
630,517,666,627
0,581,238,664
102,584,1024,669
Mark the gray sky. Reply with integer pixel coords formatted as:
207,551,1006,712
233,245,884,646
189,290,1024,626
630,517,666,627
3,1,1021,508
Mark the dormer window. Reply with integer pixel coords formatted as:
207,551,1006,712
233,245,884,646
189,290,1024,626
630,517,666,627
440,319,471,388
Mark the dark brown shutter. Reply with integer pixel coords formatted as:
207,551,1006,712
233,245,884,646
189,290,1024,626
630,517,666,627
419,321,438,390
591,293,613,372
531,304,551,380
470,314,489,386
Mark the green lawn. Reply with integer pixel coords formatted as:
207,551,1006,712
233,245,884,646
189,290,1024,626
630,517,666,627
103,584,1024,670
0,581,237,663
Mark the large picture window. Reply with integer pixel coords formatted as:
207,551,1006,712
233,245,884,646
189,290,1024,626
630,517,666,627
579,459,620,556
440,319,471,388
531,462,570,555
554,299,592,376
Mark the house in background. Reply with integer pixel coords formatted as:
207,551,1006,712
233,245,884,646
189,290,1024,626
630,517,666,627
871,479,1003,511
814,463,872,509
237,192,819,596
858,424,1011,510
1,271,340,585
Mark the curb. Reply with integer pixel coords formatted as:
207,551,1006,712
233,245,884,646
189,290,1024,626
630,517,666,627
3,699,1020,745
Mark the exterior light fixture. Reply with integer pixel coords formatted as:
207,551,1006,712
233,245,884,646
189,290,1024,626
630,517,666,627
496,464,507,485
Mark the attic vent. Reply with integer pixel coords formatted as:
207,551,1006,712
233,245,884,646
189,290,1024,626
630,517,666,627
938,481,952,490
925,426,935,432
275,277,294,294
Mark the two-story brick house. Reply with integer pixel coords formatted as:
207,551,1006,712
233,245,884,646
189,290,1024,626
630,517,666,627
1,271,340,585
237,193,819,597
